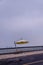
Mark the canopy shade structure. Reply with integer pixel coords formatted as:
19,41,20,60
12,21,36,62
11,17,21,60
16,40,29,44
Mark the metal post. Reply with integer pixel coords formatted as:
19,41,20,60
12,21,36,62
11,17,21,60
14,41,17,52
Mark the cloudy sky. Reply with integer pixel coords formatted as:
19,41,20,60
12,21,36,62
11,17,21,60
0,0,43,48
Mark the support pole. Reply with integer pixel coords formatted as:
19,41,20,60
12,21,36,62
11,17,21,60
14,41,17,52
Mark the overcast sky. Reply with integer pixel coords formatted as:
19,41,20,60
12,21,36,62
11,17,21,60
0,0,43,48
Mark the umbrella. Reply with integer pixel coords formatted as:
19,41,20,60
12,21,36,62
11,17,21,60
16,40,29,44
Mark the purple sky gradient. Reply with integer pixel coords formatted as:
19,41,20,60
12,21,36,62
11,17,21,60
0,0,43,48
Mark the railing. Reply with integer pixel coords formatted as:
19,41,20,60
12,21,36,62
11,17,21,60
0,46,43,54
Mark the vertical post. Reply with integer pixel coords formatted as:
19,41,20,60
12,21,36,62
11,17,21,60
14,41,17,52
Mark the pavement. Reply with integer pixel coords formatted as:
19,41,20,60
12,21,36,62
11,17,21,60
0,51,43,65
0,51,43,60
